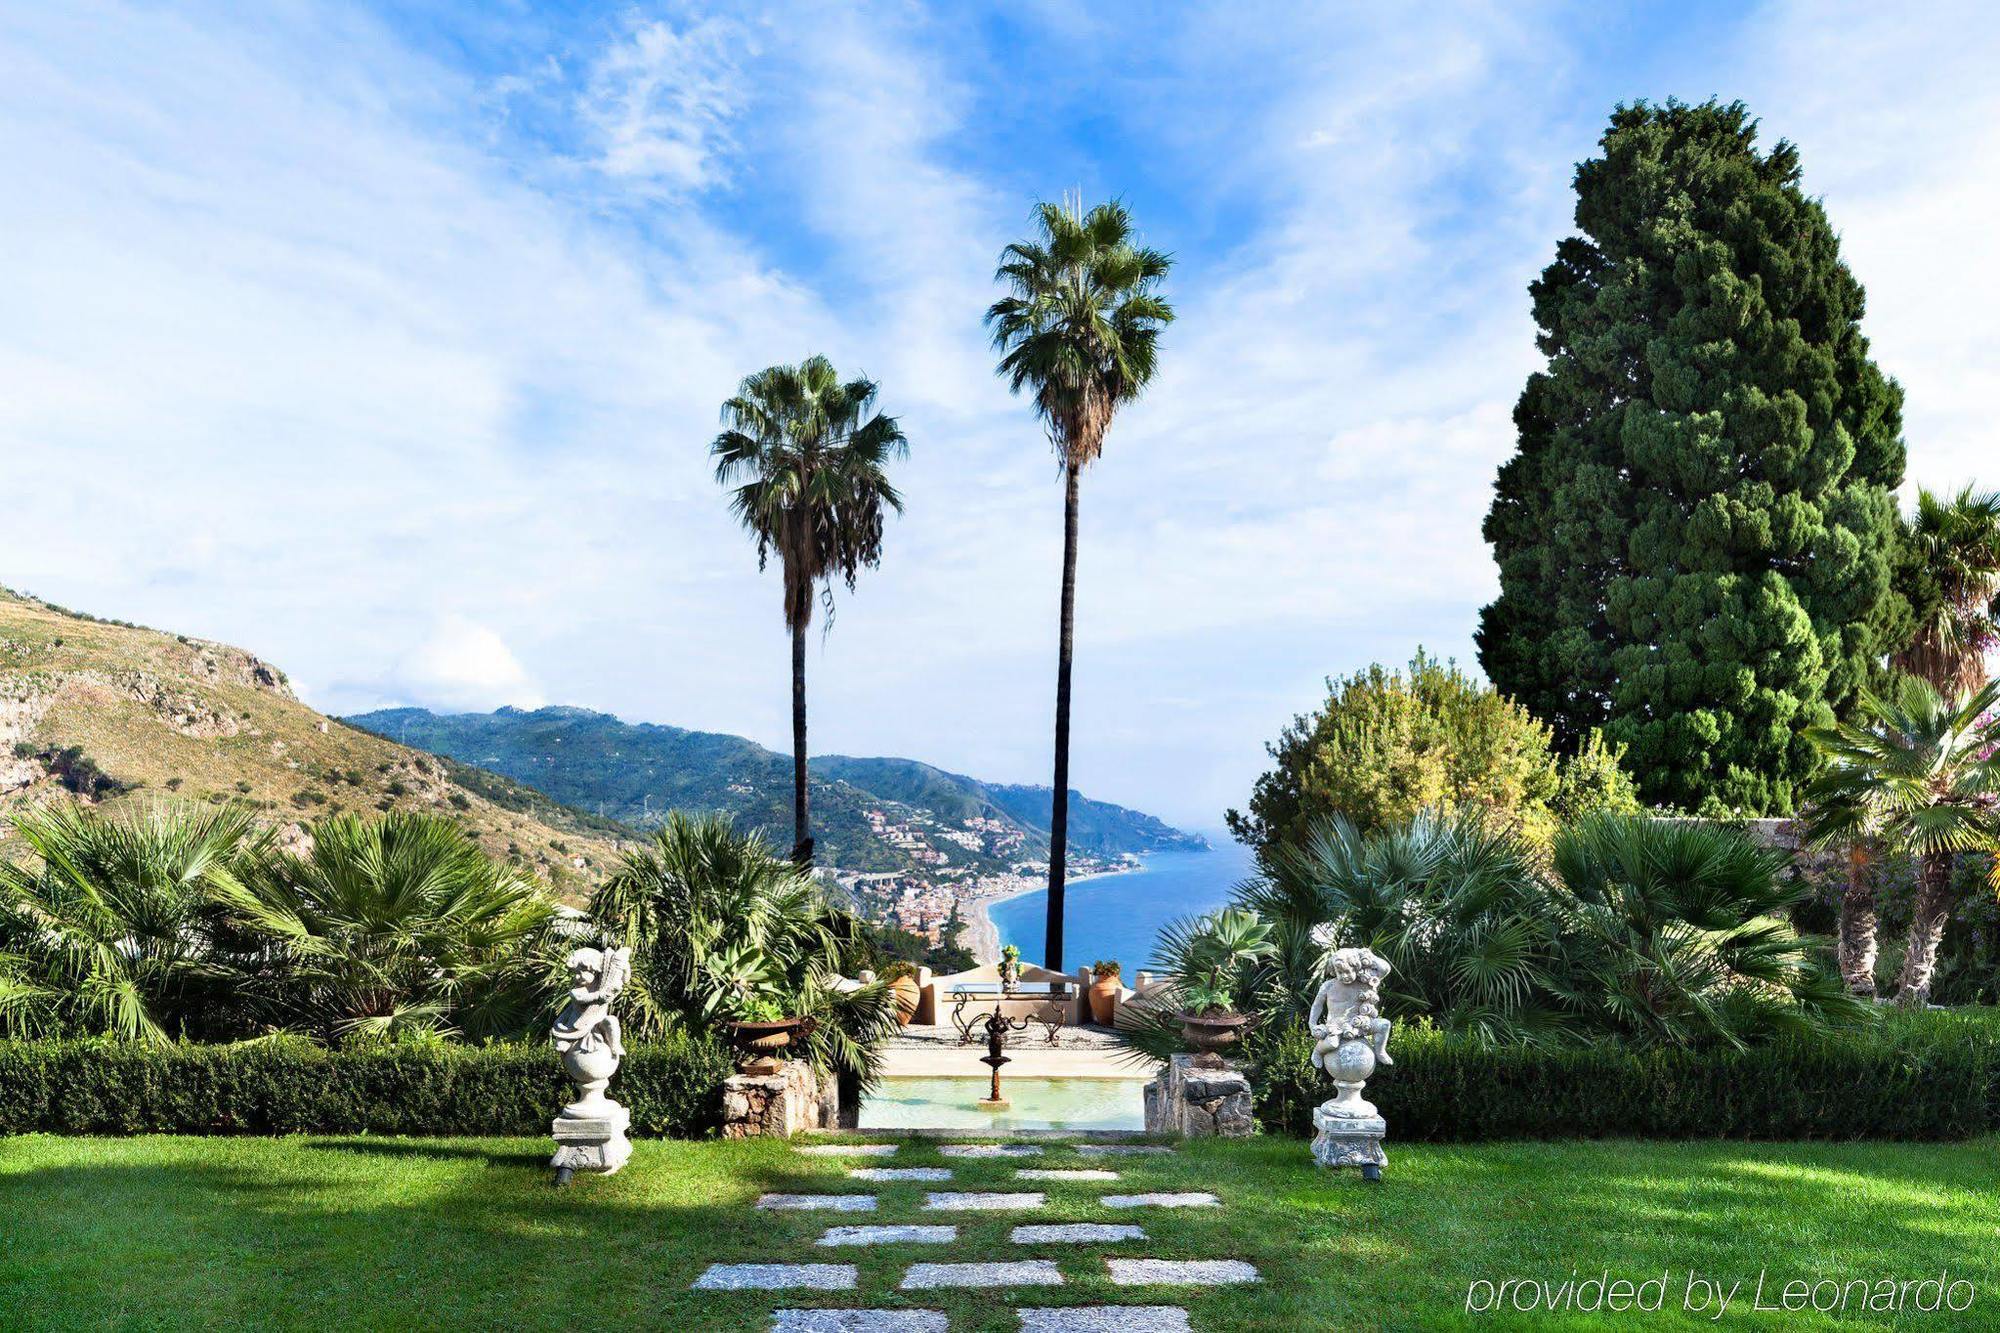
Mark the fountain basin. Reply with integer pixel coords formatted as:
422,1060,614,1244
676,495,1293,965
859,1077,1145,1132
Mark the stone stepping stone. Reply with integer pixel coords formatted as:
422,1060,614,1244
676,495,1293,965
1108,1259,1260,1286
817,1225,958,1247
1011,1223,1147,1244
772,1311,947,1331
1076,1145,1173,1157
1101,1193,1218,1209
901,1260,1065,1290
758,1194,878,1212
925,1191,1046,1211
1017,1308,1191,1332
1015,1169,1119,1182
693,1263,857,1291
940,1144,1044,1158
797,1144,899,1157
848,1167,952,1182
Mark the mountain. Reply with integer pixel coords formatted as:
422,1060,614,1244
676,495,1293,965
344,706,1205,896
0,587,635,895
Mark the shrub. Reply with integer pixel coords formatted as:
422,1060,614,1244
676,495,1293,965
1249,1012,2000,1142
0,1031,732,1138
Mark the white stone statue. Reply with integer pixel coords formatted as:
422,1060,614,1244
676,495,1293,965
550,944,633,1183
1306,928,1394,1178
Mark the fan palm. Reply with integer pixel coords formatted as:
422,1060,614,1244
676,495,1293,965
0,801,262,1041
225,811,557,1042
1805,678,2000,1006
1895,485,2000,696
590,812,897,1089
987,197,1173,969
711,357,908,867
1548,815,1864,1047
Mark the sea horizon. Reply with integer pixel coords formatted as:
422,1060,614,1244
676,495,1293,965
989,834,1255,974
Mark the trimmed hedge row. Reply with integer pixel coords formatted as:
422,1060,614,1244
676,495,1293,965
0,1032,734,1138
1253,1011,2000,1141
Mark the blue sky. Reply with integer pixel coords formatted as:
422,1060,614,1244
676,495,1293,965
2,2,1996,829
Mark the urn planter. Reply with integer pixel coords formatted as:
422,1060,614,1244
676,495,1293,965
888,976,922,1026
1088,973,1121,1025
1176,1010,1252,1066
729,1017,807,1075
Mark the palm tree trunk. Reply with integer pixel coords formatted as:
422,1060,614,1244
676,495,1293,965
1895,851,1956,1007
1045,461,1080,972
791,618,811,867
1837,843,1878,998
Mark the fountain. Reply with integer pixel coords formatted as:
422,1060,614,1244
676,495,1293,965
974,1006,1030,1111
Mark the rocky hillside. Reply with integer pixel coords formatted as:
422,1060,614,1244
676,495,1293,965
0,588,634,896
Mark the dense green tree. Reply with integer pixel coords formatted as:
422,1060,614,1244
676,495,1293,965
712,357,909,867
987,197,1174,970
1226,653,1638,864
1477,100,1906,815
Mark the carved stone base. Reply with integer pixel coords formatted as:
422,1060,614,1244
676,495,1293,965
721,1060,842,1139
551,1102,632,1182
1144,1053,1254,1138
1311,1102,1386,1176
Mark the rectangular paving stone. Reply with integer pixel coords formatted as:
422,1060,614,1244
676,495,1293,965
901,1260,1065,1290
796,1144,899,1157
1076,1145,1173,1157
1108,1259,1260,1286
692,1263,857,1291
1100,1193,1218,1209
817,1225,958,1247
1016,1169,1119,1182
758,1193,878,1212
772,1310,948,1331
1011,1223,1147,1244
848,1167,952,1182
1017,1308,1191,1332
925,1191,1046,1211
940,1144,1044,1158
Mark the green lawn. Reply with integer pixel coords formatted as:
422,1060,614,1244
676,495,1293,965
4,1133,1997,1330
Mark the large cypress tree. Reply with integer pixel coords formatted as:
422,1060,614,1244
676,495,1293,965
1477,100,1906,815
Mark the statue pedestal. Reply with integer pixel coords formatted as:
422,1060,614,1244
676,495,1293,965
1311,1101,1386,1179
551,1101,632,1184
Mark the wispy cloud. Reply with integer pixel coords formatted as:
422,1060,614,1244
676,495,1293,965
577,13,749,193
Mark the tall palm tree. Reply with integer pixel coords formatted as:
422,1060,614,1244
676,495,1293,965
987,197,1174,970
1806,678,2000,1006
1896,485,2000,696
0,801,262,1040
712,357,908,867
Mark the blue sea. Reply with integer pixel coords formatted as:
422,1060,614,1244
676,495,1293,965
990,836,1255,973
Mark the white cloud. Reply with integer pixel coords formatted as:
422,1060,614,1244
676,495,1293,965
577,14,749,192
392,617,546,714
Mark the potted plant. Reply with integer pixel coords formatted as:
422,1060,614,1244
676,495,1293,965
724,993,808,1074
1088,960,1122,1025
1170,908,1276,1066
999,943,1022,993
881,961,922,1026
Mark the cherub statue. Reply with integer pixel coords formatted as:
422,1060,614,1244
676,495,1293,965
1306,938,1393,1076
551,945,631,1060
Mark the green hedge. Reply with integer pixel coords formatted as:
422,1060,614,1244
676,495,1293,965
1253,1011,2000,1141
0,1032,734,1138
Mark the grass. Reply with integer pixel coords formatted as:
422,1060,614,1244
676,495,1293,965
4,1133,1998,1330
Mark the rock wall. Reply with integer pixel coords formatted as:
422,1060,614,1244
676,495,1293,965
721,1060,842,1139
1144,1053,1254,1138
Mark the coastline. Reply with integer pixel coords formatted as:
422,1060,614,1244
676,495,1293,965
962,865,1138,965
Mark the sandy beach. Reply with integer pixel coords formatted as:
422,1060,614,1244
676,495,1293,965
961,866,1136,965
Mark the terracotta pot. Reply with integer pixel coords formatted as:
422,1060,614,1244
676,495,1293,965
1088,974,1120,1025
1176,1009,1252,1062
728,1017,804,1074
888,976,921,1026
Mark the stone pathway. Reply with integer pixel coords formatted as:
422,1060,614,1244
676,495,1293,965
758,1193,878,1212
900,1261,1064,1290
850,1167,952,1182
696,1140,1238,1329
772,1312,946,1331
817,1225,957,1247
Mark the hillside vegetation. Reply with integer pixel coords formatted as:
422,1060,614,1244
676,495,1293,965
0,588,633,896
349,706,1204,885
